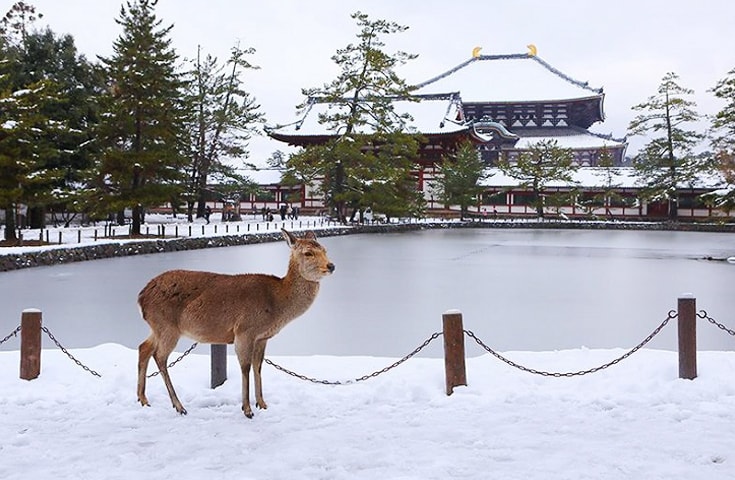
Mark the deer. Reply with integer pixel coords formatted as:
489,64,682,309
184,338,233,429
136,229,335,418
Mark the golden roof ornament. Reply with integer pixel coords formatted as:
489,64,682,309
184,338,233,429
472,46,482,58
527,44,538,56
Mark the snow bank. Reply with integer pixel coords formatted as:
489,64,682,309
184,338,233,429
1,344,734,479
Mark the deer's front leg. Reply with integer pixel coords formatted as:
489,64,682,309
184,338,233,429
234,335,255,418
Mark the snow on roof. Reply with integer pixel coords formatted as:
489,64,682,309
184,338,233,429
481,167,726,189
269,95,467,137
241,167,283,185
413,53,602,103
513,129,626,150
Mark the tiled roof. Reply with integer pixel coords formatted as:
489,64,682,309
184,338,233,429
414,53,603,103
267,94,468,138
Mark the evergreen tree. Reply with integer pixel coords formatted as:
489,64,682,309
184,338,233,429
628,72,705,219
96,0,185,235
708,67,735,213
283,11,422,223
498,139,577,218
433,140,489,220
0,80,65,241
583,147,624,218
181,44,264,222
0,2,98,237
15,28,105,227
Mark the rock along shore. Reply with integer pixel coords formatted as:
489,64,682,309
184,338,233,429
1,220,733,272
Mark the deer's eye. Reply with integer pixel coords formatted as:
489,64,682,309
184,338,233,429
304,251,314,257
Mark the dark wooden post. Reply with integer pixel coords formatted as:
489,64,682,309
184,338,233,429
443,310,467,395
210,344,227,389
678,295,697,380
20,309,42,380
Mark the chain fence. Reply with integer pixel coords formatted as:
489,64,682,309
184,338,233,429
699,310,735,337
0,325,21,346
41,326,102,378
464,310,676,377
265,332,443,385
146,342,199,378
2,306,734,385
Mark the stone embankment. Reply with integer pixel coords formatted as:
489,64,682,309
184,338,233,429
1,220,733,272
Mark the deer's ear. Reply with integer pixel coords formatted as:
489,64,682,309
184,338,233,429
282,229,297,247
304,230,317,241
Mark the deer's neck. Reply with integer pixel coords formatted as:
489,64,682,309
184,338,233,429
280,260,320,317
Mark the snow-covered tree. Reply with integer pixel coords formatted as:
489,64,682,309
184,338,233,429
181,44,264,222
707,67,735,213
628,72,705,219
434,140,489,220
498,139,578,218
283,11,423,223
96,0,186,235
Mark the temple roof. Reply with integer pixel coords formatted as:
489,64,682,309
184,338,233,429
511,128,625,150
267,93,468,142
413,51,603,103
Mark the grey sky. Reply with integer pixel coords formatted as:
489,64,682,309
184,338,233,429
25,0,735,161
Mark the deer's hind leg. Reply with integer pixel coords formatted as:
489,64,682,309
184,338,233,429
137,336,156,407
151,332,187,415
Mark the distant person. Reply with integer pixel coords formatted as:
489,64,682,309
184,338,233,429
204,206,212,224
279,204,287,221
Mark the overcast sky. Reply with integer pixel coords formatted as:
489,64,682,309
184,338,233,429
23,0,735,162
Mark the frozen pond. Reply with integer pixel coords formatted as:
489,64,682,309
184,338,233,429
1,228,734,357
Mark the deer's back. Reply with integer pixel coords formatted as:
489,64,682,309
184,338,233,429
138,269,284,343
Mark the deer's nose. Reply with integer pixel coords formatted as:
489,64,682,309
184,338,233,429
326,263,335,273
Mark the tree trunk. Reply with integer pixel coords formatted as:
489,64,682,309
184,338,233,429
3,205,17,242
116,210,126,226
28,206,45,229
132,204,142,236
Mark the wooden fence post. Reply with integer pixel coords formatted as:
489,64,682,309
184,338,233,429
20,309,42,380
443,310,467,395
210,344,227,389
678,294,697,380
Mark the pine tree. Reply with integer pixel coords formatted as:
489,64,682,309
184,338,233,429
0,2,97,238
15,28,105,227
498,139,578,218
583,147,623,218
181,44,264,222
628,72,705,219
0,80,66,241
434,140,489,220
708,67,735,213
96,0,185,235
284,11,422,223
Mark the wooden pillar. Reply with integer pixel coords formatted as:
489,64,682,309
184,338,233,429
20,309,42,380
443,310,467,395
678,295,697,380
210,344,227,389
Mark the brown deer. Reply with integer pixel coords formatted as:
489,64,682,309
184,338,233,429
136,229,335,418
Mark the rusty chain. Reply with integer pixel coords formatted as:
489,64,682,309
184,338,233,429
41,326,102,378
698,310,735,336
265,332,443,385
147,342,199,378
0,325,22,346
464,310,677,377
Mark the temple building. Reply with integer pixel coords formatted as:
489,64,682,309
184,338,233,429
267,46,627,211
269,44,626,164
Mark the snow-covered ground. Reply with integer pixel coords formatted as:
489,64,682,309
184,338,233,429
1,343,735,479
2,216,735,479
